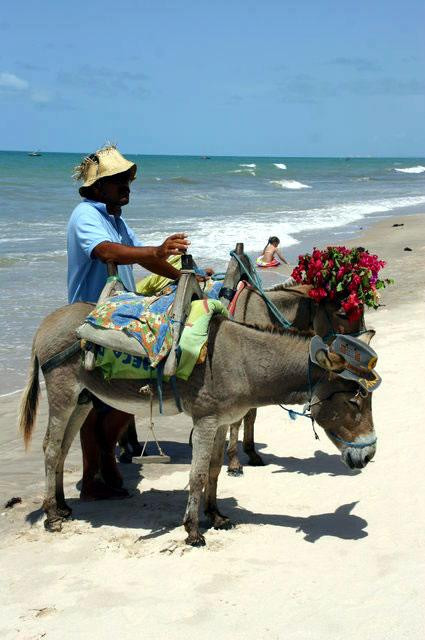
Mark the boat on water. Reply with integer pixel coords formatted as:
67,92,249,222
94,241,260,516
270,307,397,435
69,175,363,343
28,150,42,157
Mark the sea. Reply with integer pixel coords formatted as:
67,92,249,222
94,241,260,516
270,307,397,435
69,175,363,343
1,151,424,395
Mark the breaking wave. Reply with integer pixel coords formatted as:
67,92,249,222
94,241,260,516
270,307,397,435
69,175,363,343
230,169,256,176
269,179,311,190
273,163,287,170
394,166,425,174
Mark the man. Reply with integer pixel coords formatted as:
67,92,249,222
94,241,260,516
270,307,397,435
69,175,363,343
68,144,189,500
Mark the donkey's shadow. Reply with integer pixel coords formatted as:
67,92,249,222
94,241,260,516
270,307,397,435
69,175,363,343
250,445,359,477
27,458,368,544
74,492,368,544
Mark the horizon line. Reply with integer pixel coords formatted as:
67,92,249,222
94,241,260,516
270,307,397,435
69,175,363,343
1,149,424,160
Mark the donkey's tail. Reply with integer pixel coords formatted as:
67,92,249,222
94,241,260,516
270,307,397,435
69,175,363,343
18,346,40,450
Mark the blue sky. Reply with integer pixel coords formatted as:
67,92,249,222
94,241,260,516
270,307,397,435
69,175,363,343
1,0,424,156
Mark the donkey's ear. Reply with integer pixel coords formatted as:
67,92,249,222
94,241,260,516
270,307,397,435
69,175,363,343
357,330,375,345
315,348,346,372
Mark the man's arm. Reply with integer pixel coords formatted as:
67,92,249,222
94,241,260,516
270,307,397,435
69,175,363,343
92,233,189,280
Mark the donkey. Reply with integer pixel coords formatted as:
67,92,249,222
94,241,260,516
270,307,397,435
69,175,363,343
226,282,365,474
19,303,376,546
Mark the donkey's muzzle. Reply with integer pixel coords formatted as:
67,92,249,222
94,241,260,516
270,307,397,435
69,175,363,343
343,445,376,470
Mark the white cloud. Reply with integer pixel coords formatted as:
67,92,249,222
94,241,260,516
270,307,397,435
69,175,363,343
0,71,29,90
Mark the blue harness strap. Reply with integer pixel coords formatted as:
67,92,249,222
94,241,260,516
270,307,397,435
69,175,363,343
229,250,292,329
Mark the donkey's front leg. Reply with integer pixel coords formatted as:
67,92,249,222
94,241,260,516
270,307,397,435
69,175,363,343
205,425,233,530
227,419,243,476
183,416,218,546
243,408,264,466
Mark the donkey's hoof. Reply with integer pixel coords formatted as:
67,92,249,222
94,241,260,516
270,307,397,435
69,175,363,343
213,516,234,531
247,454,265,467
227,466,243,477
185,533,206,547
44,517,63,533
57,505,72,519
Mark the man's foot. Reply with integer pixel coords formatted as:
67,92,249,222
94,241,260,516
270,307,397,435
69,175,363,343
100,455,124,489
80,479,130,501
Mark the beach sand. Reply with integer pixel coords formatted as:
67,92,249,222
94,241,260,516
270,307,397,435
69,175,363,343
0,214,424,639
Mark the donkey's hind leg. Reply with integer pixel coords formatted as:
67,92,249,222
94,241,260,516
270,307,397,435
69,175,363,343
205,425,233,530
55,403,92,519
243,408,264,466
43,381,81,532
227,420,243,476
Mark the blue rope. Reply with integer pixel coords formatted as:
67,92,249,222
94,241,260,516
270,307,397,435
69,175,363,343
229,250,292,329
329,432,377,448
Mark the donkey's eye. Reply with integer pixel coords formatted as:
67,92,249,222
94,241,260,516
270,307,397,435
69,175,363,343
347,396,362,409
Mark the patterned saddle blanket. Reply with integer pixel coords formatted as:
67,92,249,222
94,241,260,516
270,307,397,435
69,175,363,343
77,284,227,380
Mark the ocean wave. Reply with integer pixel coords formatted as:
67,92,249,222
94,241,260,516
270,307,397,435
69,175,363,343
0,236,44,244
239,163,256,168
230,169,256,176
0,250,67,268
240,194,425,242
269,179,311,190
136,220,299,262
273,163,287,170
170,176,199,184
175,193,212,202
394,166,425,174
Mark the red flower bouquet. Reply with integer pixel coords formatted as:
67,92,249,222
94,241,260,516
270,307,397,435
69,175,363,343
291,246,393,322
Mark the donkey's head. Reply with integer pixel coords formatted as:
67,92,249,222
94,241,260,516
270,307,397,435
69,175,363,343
312,298,365,340
309,331,377,470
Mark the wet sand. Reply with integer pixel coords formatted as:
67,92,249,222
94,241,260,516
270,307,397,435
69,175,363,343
1,214,424,639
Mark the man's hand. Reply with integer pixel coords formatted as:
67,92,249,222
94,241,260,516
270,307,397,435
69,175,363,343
156,233,190,260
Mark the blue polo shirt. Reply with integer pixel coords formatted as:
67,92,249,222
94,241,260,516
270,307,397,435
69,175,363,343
67,199,142,303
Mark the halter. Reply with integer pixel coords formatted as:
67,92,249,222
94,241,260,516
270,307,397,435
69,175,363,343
279,358,377,450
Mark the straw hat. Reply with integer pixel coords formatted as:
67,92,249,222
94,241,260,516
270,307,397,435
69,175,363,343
73,144,137,196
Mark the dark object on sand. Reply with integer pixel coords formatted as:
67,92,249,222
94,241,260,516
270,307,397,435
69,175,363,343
404,247,412,251
5,497,22,509
393,223,404,227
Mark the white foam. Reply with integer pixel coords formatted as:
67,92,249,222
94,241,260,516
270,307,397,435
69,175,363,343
129,194,425,263
231,169,256,176
239,163,256,168
0,237,44,243
394,166,425,174
273,163,287,170
269,179,311,190
229,169,255,176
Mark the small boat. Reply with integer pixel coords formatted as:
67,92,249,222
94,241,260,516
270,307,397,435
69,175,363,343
28,150,42,157
201,156,211,160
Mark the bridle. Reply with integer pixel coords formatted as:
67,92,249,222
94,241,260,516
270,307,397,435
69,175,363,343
279,362,377,450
